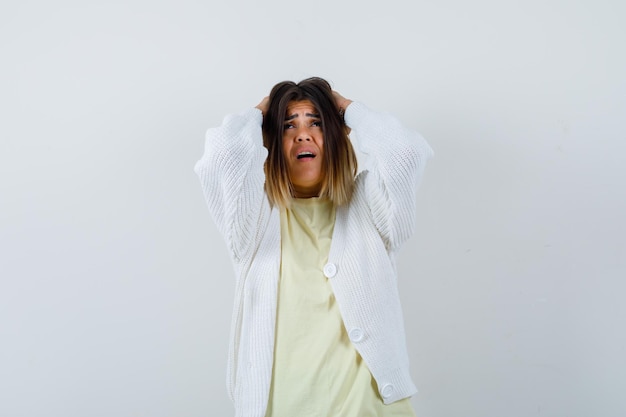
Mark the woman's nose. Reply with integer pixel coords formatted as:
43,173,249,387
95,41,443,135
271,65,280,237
296,127,311,141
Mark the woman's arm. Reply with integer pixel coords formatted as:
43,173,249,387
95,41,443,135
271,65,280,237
194,103,269,263
338,93,434,251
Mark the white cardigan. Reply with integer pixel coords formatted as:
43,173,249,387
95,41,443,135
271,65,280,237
195,102,433,417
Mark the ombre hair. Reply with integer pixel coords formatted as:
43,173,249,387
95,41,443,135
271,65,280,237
262,77,358,208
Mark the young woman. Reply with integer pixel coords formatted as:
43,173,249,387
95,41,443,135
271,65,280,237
195,77,433,417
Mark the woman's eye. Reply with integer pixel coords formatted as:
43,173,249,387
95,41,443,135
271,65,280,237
312,121,322,127
283,124,294,130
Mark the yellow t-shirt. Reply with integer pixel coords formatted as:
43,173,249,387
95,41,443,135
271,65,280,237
265,197,416,417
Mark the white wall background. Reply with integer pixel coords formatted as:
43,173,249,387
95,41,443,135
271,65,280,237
1,0,624,416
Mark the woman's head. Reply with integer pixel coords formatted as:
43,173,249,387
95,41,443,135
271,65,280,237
262,77,357,207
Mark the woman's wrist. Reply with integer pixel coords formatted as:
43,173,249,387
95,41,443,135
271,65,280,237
338,99,353,115
255,96,269,116
332,91,352,113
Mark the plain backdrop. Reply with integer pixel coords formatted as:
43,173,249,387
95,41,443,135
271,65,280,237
1,0,625,416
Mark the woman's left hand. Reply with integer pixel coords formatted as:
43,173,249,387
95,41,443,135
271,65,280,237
333,91,353,134
332,91,353,114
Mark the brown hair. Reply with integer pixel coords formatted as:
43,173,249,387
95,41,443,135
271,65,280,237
262,77,357,208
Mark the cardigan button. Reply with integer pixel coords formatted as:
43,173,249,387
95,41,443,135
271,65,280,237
348,328,364,342
323,263,337,278
381,384,394,399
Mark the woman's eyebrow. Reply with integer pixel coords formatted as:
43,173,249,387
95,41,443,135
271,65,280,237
284,112,321,121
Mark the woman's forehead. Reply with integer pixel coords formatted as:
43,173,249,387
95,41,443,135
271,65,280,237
286,100,318,116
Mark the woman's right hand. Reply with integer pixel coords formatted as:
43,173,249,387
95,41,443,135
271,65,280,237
255,96,270,116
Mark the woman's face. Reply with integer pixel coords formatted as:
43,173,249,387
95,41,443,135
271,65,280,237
282,100,325,198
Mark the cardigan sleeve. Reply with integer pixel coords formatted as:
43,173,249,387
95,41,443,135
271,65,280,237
194,108,269,263
344,102,433,251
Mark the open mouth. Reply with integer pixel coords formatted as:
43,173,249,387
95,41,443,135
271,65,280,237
297,151,316,160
